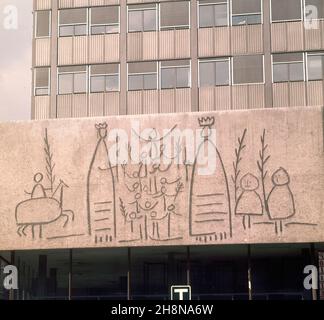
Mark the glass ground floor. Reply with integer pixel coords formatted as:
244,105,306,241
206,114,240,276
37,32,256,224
0,243,323,300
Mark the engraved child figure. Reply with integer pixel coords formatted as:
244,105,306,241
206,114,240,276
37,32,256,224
235,173,263,230
25,173,49,199
267,167,295,234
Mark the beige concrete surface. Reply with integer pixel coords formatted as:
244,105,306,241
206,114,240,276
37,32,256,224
0,106,323,250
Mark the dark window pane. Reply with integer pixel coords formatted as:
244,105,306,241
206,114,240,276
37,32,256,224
60,8,87,24
144,74,157,89
106,75,119,91
59,66,87,73
58,74,73,94
128,10,142,32
305,0,324,19
36,11,50,37
232,14,261,25
199,5,214,27
215,60,230,85
215,4,228,26
161,68,176,89
271,0,302,21
308,55,324,80
59,26,74,36
129,75,143,90
161,60,190,67
273,53,304,63
161,1,189,28
128,62,157,73
75,24,87,36
35,68,49,87
232,0,261,14
273,64,289,82
144,9,156,31
200,62,215,86
91,76,105,92
233,55,263,84
91,6,119,24
176,67,190,87
92,64,119,75
74,73,87,93
289,63,304,81
91,26,106,34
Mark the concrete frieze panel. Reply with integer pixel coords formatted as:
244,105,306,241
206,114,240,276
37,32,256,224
0,106,323,250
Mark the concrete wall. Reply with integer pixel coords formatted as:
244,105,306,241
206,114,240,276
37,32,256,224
0,106,323,250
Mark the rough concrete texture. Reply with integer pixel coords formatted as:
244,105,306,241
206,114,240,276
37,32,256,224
0,106,323,251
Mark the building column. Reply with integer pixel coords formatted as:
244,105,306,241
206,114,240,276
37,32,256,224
50,0,59,118
37,255,47,298
120,1,127,115
263,0,273,108
247,245,253,300
186,246,191,286
68,249,73,300
127,248,131,300
190,0,199,112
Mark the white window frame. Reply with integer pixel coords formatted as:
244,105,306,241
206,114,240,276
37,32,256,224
127,62,159,91
306,51,324,81
89,6,120,35
159,1,191,31
34,67,51,96
231,55,265,86
230,0,263,26
198,58,231,87
270,0,303,23
127,4,158,33
58,8,89,37
90,64,120,93
159,60,192,89
271,53,305,83
35,10,52,38
197,0,230,28
57,66,88,95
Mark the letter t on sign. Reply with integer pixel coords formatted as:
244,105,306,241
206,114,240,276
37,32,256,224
171,285,191,300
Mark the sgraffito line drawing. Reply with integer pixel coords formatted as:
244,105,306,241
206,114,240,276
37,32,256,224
15,129,75,240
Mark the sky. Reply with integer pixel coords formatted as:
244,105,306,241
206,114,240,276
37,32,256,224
0,0,32,122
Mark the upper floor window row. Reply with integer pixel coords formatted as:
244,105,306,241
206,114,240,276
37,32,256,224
198,0,263,28
272,52,324,82
128,60,191,90
271,0,324,23
59,6,119,37
199,55,264,86
128,1,190,32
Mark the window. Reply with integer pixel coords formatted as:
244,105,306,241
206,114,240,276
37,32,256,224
305,0,324,20
90,64,119,92
160,1,190,30
58,66,87,94
128,62,158,90
307,52,324,80
272,53,304,82
271,0,302,22
199,58,230,87
232,0,262,25
59,8,87,37
161,60,190,89
35,11,51,37
232,55,264,84
128,4,157,32
91,6,119,35
199,0,229,28
35,68,50,96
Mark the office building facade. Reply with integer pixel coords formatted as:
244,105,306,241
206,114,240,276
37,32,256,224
1,0,324,300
